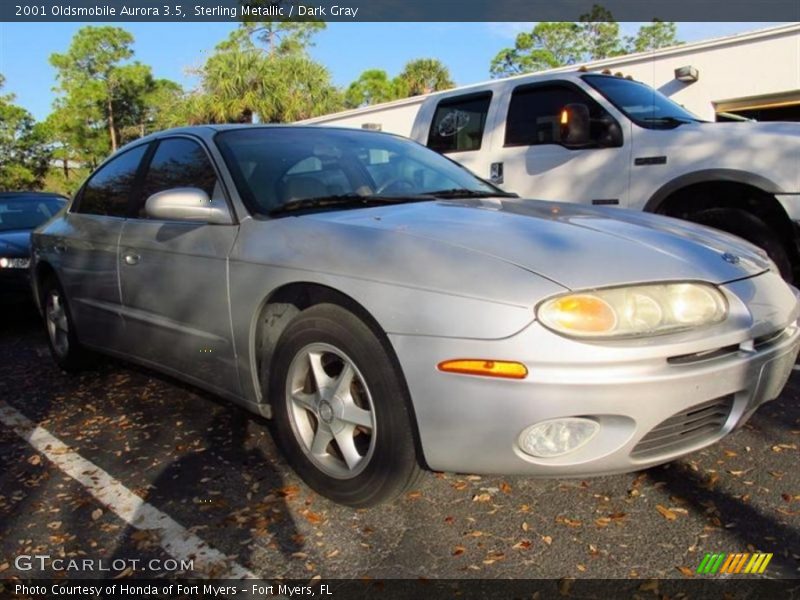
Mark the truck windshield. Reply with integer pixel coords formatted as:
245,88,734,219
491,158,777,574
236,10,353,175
583,75,706,129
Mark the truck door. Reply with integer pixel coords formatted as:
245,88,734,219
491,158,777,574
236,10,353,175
488,81,632,207
423,91,495,181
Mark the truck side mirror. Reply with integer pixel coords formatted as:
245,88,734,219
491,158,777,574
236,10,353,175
559,103,591,147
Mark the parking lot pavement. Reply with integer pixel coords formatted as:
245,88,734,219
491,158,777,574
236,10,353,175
1,305,799,581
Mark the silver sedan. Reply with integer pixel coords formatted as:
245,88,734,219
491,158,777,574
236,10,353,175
31,126,800,506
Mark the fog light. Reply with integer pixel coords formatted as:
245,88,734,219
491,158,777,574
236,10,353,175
518,418,599,458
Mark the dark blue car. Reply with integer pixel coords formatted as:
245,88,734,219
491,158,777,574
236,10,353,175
0,192,67,303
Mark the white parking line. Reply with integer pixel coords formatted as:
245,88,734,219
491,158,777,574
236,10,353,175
792,365,800,371
0,400,255,579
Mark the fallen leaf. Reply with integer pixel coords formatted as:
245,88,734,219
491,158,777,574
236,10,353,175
638,579,659,592
452,545,465,556
472,493,492,503
27,455,41,466
677,566,694,578
500,482,512,494
656,505,677,521
512,540,532,550
541,535,553,545
91,509,103,521
521,522,529,532
406,491,422,500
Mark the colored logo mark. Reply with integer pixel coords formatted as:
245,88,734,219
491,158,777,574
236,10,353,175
696,552,773,574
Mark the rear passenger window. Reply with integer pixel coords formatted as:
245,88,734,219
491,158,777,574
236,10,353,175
77,145,148,217
506,85,613,147
140,138,218,211
427,92,492,154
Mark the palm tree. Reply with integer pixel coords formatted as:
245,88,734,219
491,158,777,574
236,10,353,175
396,59,455,96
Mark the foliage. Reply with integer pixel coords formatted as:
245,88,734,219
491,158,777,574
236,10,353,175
626,21,680,53
490,11,681,78
0,75,51,191
345,69,401,108
396,58,455,96
187,25,342,124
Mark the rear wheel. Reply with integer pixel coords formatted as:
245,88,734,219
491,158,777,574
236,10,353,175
269,303,421,507
40,276,95,372
689,207,792,281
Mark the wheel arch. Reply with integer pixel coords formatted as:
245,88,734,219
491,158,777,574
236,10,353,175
643,170,798,270
32,260,58,315
250,281,428,466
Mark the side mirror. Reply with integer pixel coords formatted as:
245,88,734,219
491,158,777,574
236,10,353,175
559,103,591,147
145,187,232,224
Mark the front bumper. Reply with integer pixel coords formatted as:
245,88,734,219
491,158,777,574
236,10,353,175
390,271,800,476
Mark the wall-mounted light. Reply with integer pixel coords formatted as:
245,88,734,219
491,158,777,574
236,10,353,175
675,66,699,83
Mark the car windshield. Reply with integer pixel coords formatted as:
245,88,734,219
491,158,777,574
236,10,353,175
215,127,501,216
583,75,706,128
0,196,66,232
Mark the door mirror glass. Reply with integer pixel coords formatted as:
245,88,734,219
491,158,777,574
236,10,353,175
560,103,591,147
145,188,232,224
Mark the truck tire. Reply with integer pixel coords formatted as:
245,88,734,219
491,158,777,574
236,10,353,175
689,207,792,282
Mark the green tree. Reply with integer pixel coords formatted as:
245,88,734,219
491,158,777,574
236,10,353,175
396,58,454,96
627,20,681,53
580,5,624,59
189,27,342,124
490,22,583,78
0,75,51,191
489,14,680,77
345,69,399,108
50,26,137,152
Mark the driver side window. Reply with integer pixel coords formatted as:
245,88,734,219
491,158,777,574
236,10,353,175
505,84,617,148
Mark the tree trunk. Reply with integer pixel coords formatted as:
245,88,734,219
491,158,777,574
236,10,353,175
108,96,117,152
62,158,69,180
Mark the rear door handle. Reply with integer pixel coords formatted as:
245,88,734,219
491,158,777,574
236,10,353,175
123,252,140,266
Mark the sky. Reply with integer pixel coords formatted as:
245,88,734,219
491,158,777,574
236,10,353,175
0,21,786,121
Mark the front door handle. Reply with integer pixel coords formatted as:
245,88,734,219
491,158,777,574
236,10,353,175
123,252,140,266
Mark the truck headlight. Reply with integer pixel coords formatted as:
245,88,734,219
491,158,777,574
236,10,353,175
0,257,30,269
537,282,728,338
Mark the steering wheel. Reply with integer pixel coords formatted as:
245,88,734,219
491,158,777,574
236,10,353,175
375,177,415,195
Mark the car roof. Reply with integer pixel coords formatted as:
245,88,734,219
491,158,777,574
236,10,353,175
0,191,68,201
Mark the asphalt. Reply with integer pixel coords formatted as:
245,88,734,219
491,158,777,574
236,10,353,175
0,304,798,581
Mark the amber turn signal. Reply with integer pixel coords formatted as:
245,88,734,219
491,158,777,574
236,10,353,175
437,359,528,379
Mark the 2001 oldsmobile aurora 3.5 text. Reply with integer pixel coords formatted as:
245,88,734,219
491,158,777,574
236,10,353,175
31,126,800,506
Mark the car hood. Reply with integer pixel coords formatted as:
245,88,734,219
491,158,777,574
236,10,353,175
308,199,771,289
0,230,32,257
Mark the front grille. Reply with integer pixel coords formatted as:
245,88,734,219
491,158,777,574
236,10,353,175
631,395,734,459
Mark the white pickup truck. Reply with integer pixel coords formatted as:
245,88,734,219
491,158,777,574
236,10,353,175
302,71,800,281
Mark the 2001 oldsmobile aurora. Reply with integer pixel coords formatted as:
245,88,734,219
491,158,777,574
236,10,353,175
32,126,800,506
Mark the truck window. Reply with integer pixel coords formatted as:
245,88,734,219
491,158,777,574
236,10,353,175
505,84,613,148
428,92,492,154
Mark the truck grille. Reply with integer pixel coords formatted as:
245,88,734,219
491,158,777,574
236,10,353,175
631,395,734,459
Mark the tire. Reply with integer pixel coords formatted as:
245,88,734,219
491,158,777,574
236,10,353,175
690,207,792,282
268,303,422,507
40,275,95,372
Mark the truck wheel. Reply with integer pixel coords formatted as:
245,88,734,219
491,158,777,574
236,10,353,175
40,275,96,372
268,303,422,507
690,208,792,282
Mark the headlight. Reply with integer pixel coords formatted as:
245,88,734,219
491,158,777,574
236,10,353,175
537,282,728,338
0,257,30,269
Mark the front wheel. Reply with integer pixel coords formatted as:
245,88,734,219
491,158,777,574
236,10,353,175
268,304,421,507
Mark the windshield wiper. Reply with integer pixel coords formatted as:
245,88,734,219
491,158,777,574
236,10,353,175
425,188,518,199
268,194,433,216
